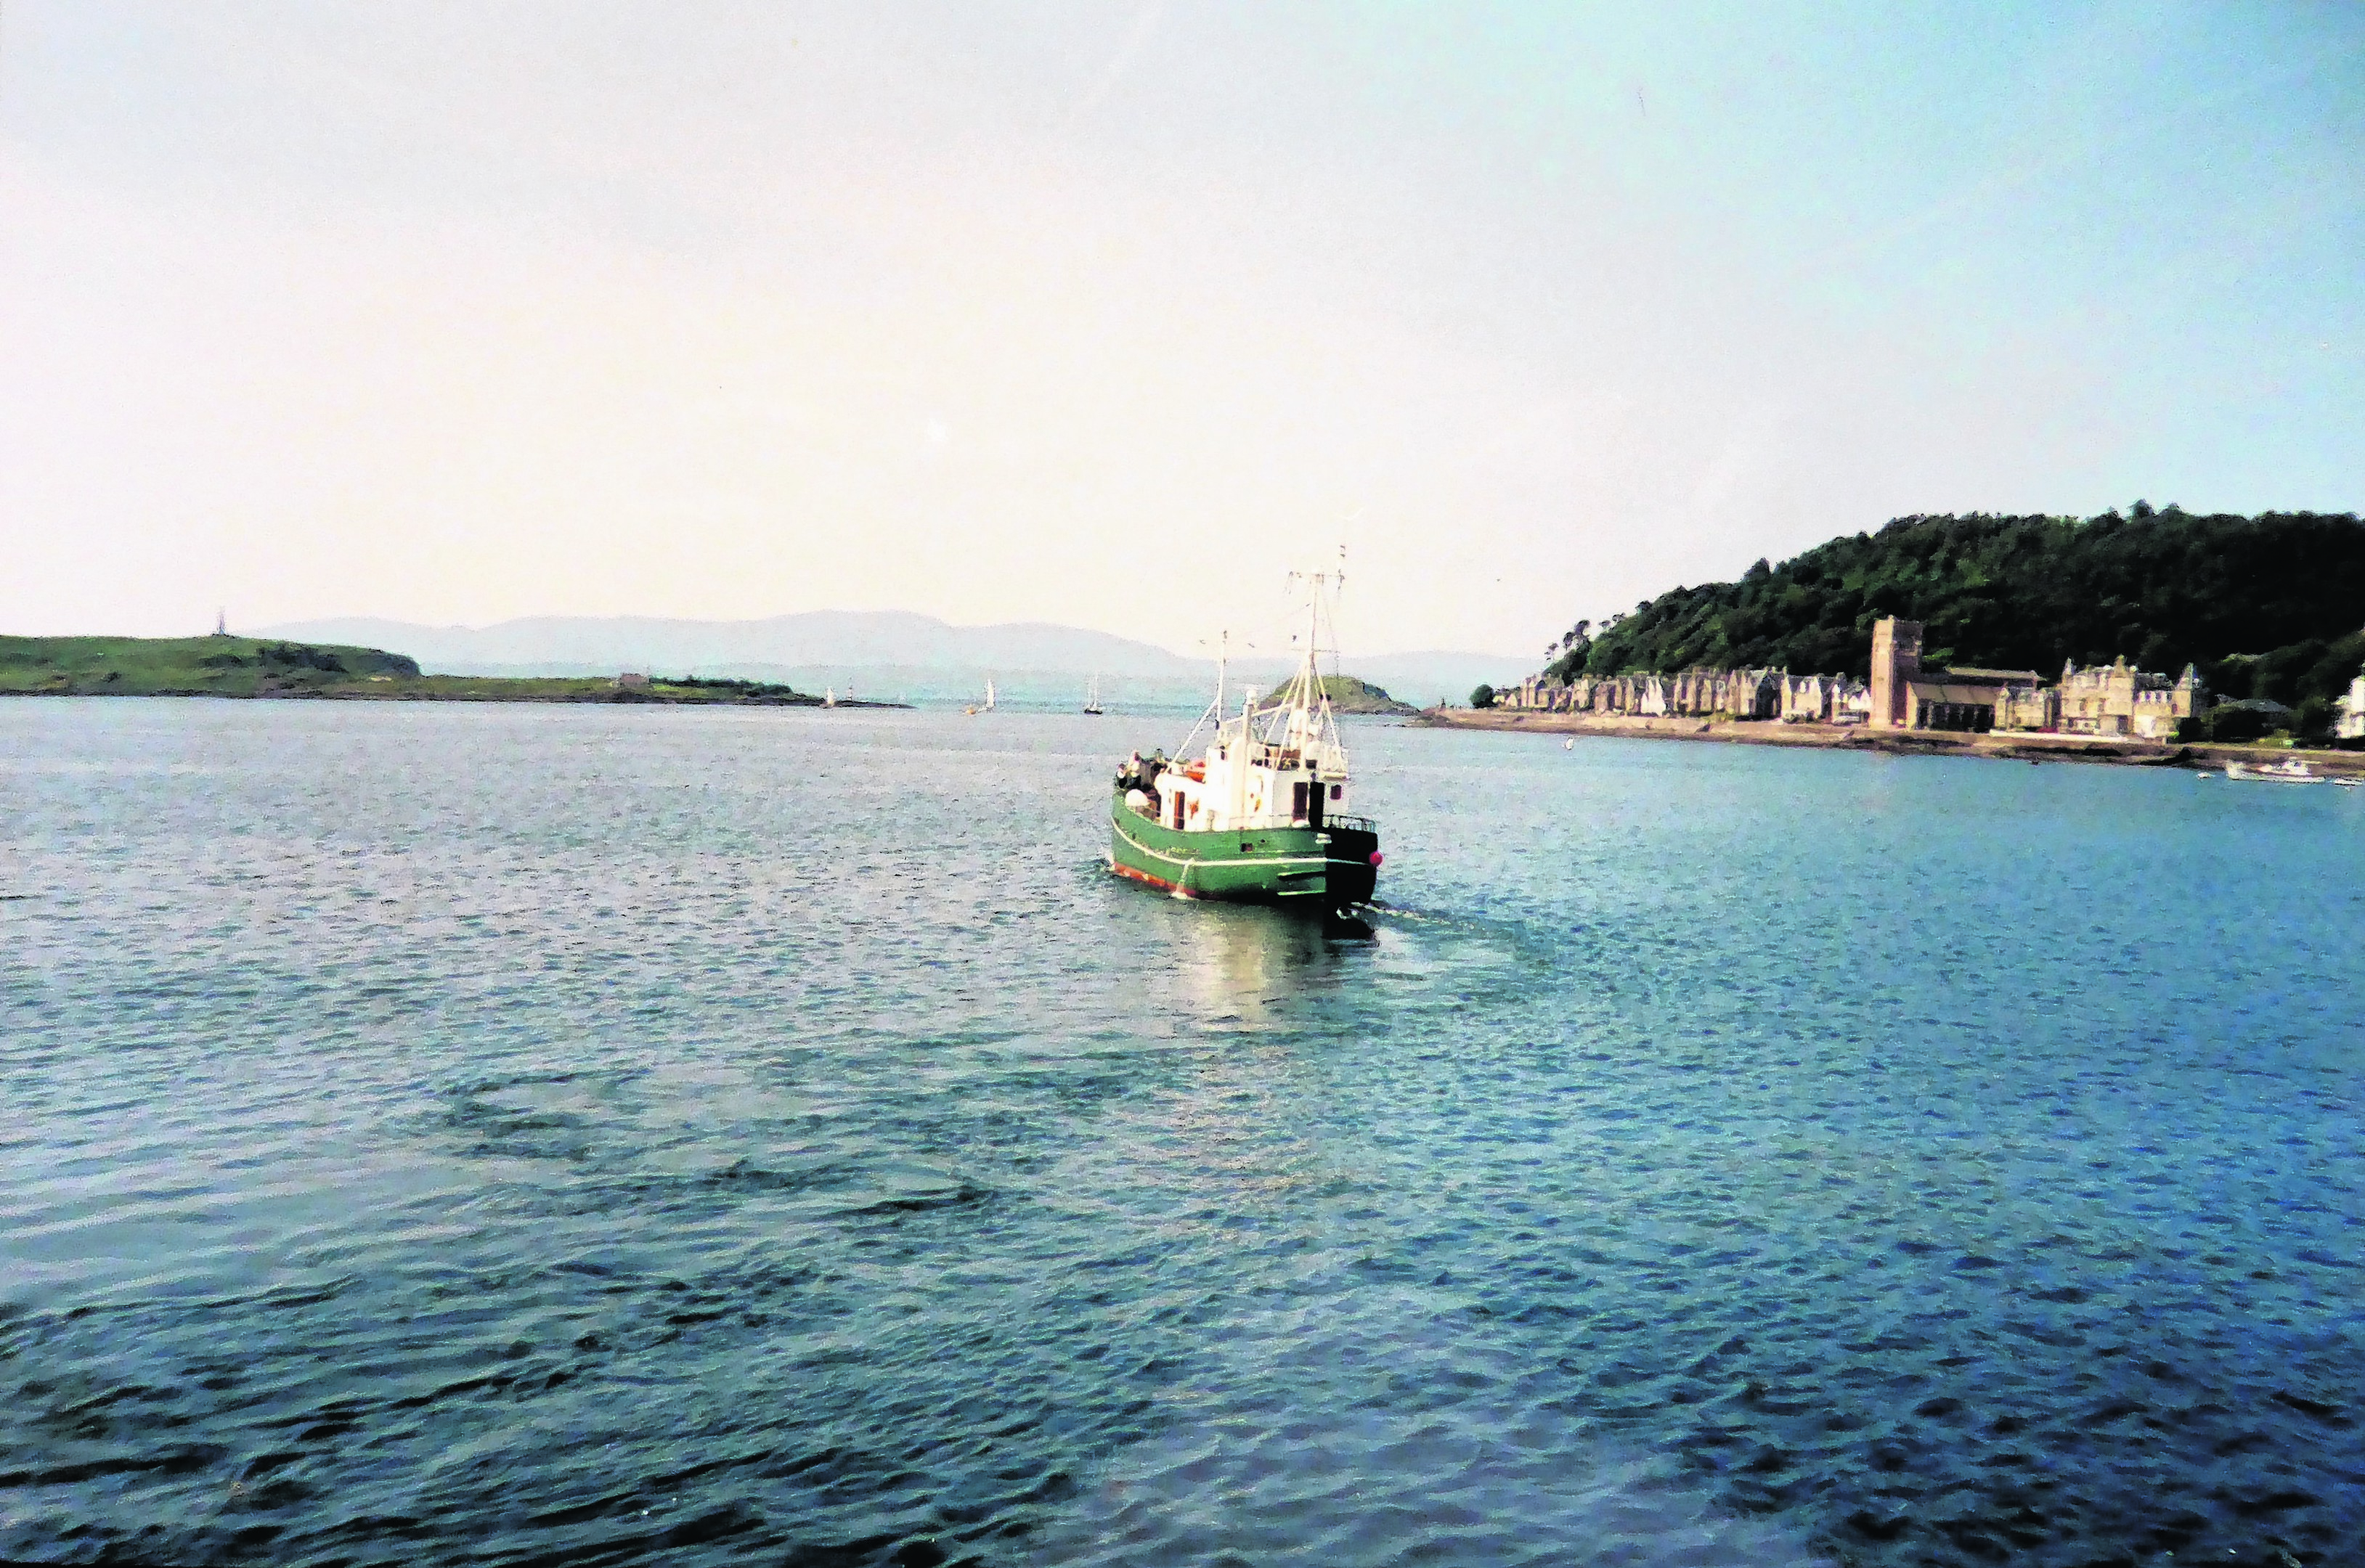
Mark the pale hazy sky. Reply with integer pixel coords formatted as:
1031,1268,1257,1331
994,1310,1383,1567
4,4,2359,656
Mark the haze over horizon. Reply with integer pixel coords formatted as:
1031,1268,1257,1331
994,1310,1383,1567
4,4,2359,658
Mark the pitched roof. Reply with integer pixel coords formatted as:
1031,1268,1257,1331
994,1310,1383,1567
1939,667,2043,684
1908,678,2008,706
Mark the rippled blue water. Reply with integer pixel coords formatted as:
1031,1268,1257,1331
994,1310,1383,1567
5,698,2364,1567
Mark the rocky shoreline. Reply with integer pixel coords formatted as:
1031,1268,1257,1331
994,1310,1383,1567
1412,706,2365,777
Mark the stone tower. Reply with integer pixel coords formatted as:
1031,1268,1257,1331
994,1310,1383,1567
1870,616,1922,729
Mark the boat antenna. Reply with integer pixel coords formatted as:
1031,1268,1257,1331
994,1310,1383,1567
1330,545,1346,684
1216,629,1226,727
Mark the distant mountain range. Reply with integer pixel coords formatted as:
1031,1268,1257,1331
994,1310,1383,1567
253,613,1529,710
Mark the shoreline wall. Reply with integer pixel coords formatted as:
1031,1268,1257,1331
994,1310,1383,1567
1411,707,2365,775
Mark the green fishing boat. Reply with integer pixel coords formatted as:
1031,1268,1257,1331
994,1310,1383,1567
1108,567,1381,915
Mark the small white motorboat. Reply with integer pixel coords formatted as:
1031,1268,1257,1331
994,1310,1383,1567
2224,758,2327,784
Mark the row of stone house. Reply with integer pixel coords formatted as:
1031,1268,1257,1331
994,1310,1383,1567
1499,668,1876,723
1499,618,2213,738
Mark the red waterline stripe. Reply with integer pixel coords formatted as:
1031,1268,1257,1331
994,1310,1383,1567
1109,860,1190,896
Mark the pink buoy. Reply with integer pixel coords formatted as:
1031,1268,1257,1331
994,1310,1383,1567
1369,851,1383,865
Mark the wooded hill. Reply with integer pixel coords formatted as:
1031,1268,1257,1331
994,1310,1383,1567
1545,508,2365,732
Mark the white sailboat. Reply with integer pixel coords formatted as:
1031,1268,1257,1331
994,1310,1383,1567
1083,674,1104,715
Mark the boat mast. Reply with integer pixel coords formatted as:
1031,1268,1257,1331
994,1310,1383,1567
1171,631,1235,759
1277,552,1343,738
1303,568,1320,714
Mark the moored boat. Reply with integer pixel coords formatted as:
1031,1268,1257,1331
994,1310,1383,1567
1108,567,1380,915
2225,758,2328,783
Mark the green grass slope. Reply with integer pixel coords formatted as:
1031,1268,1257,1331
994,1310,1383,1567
0,636,420,695
1546,508,2365,731
1321,675,1419,714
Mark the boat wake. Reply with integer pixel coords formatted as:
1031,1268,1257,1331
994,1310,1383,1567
1361,899,1462,926
1033,1299,1831,1567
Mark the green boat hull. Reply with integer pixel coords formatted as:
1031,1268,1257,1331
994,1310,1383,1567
1108,791,1379,910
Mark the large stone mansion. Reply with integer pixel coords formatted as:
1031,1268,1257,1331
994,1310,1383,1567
1497,617,2208,739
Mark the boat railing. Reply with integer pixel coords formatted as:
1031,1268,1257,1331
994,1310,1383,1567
1325,813,1378,833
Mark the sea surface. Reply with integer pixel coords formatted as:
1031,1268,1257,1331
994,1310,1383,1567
5,698,2364,1567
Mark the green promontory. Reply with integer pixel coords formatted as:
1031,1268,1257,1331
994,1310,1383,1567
1321,675,1419,715
0,636,835,704
1545,507,2365,732
1,635,419,695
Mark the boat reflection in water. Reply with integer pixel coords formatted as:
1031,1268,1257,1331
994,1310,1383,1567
1039,899,1825,1567
1165,900,1360,1031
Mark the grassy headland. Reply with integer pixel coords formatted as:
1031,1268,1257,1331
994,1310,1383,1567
0,636,860,705
1319,675,1418,715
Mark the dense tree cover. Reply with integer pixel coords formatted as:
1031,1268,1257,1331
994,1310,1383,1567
1544,507,2365,732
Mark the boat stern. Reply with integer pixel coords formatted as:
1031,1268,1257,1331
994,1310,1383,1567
1319,815,1381,909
